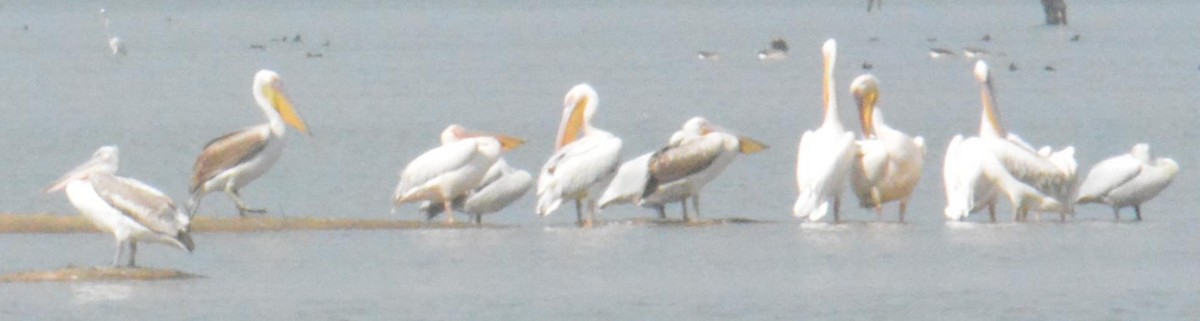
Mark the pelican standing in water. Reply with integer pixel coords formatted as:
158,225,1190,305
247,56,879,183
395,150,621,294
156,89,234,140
794,39,856,223
46,146,194,267
536,84,623,227
395,125,524,224
1075,143,1179,221
944,61,1076,222
187,70,310,217
847,75,925,222
422,158,534,225
598,117,766,222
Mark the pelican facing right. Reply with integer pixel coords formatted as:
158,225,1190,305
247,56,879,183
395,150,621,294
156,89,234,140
536,83,623,227
1075,143,1179,220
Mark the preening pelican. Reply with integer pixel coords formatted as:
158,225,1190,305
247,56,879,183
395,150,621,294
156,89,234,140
794,38,856,222
187,70,310,217
422,158,534,224
598,117,767,221
758,37,789,62
943,61,1076,222
847,75,925,222
536,84,623,227
1075,144,1179,220
46,146,193,267
395,125,524,224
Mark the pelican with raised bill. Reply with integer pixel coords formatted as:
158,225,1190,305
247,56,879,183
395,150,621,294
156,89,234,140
1075,143,1179,221
794,38,857,223
536,83,623,227
599,117,766,222
46,146,194,267
187,70,310,217
848,75,925,222
395,125,524,224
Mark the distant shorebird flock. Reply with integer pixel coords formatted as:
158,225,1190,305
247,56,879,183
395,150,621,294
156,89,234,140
43,10,1177,268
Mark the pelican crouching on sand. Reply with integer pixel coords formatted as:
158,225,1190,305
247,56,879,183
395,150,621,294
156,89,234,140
1075,144,1179,221
46,146,194,267
848,75,925,222
187,70,310,217
395,125,524,224
794,39,857,223
423,158,534,225
536,83,623,227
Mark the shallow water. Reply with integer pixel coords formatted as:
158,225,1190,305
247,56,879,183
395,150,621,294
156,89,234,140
0,0,1198,319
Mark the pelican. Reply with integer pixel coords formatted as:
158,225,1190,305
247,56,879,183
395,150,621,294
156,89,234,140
1075,144,1179,221
45,146,194,267
847,75,925,222
394,125,524,224
422,158,534,225
187,70,310,217
944,61,1076,221
794,39,857,223
598,117,767,221
536,83,623,227
757,37,789,62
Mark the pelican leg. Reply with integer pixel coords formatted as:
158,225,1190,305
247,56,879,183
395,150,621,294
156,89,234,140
225,186,266,216
443,199,456,224
585,200,597,228
1112,207,1121,221
681,199,689,221
988,203,997,223
1134,205,1142,221
473,214,482,225
111,238,127,267
691,195,701,222
898,201,908,223
655,206,666,219
574,200,584,226
833,196,842,224
127,241,138,268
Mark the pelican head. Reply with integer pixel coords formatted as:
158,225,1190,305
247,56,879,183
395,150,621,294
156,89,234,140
556,83,598,149
443,124,525,151
45,146,119,193
1130,143,1151,161
683,116,767,154
254,70,310,136
850,74,881,138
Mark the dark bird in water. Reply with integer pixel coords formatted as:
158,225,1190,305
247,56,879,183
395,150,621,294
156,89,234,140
928,47,954,58
1009,63,1018,71
867,0,882,12
322,40,331,47
696,51,720,61
1070,34,1081,42
868,36,880,42
306,52,323,58
250,44,266,50
981,34,991,42
757,37,788,62
926,37,938,42
862,61,874,70
1044,65,1056,71
292,34,302,43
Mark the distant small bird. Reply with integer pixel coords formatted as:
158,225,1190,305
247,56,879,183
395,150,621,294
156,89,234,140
867,0,882,12
962,47,990,58
1044,65,1056,71
23,24,28,31
981,34,992,42
108,36,126,56
861,61,873,70
757,37,788,62
1070,34,1081,42
306,52,323,58
696,51,720,61
868,36,880,42
928,47,954,58
1008,63,1018,71
250,44,266,50
292,34,302,43
322,40,330,47
926,37,938,42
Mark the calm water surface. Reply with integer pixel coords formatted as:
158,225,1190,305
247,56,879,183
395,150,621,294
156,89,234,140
0,0,1197,319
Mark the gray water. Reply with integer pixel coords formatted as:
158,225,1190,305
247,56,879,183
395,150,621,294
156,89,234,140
0,0,1198,319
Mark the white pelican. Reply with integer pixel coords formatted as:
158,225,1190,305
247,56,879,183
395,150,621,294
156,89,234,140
598,117,767,222
1075,144,1179,221
394,125,524,224
943,136,1065,222
422,158,534,225
847,75,925,222
794,38,857,223
944,61,1076,221
187,70,310,217
536,83,623,227
757,38,788,62
45,146,194,267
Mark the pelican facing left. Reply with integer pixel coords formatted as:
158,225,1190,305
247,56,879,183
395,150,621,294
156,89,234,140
187,70,310,217
46,146,194,267
848,75,925,222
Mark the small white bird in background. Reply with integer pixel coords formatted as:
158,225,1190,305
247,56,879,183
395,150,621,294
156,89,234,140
536,83,623,227
847,75,925,222
45,146,194,267
1075,143,1179,221
794,38,856,223
394,125,525,224
598,117,767,222
100,8,126,56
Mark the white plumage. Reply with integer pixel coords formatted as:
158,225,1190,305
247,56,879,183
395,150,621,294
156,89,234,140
847,74,925,222
394,125,523,223
794,38,857,222
536,83,623,227
1076,144,1179,220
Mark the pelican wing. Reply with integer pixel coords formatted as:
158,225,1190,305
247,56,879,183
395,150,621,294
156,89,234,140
191,126,270,192
597,152,653,208
395,140,480,200
1076,154,1141,203
793,128,856,219
1106,158,1178,207
646,135,724,189
89,174,193,249
536,133,622,215
464,169,533,215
